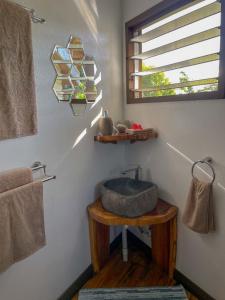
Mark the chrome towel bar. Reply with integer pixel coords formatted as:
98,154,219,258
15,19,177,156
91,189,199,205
13,2,46,23
23,6,45,24
31,162,56,183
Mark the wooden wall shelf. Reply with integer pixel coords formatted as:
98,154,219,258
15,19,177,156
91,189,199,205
94,130,158,144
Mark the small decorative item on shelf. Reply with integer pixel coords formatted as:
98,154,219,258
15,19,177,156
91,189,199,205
126,122,151,134
97,110,113,136
131,122,143,130
115,123,127,134
115,120,132,134
126,128,154,134
115,120,149,134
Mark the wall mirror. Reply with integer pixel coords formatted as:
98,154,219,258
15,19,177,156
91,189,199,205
51,36,99,116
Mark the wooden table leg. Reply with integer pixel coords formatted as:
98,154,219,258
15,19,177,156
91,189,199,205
88,214,110,273
151,222,170,274
168,216,177,280
151,216,177,281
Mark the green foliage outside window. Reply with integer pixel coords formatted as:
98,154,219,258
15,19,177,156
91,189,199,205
142,64,218,97
142,65,176,97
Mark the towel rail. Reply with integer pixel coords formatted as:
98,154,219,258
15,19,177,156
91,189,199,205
31,162,56,183
41,175,56,183
14,3,46,23
191,157,216,184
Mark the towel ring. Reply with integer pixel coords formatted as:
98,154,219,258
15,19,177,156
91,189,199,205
191,159,216,184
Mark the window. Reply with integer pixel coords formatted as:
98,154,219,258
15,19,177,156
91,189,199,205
126,0,225,103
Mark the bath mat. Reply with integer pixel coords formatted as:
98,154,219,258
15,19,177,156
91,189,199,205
78,285,188,299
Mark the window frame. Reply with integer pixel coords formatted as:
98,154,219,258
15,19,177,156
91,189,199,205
125,0,225,104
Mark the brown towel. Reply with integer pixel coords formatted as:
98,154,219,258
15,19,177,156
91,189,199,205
0,181,45,272
0,168,33,193
182,178,215,234
0,0,37,141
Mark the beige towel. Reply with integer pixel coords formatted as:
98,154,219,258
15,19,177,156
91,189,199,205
0,0,37,141
182,178,215,234
0,181,46,272
0,168,33,193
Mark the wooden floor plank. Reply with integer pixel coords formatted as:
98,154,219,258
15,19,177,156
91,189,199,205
72,246,198,300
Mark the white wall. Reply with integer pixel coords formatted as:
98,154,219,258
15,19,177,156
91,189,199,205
1,1,225,299
123,1,225,299
0,1,124,299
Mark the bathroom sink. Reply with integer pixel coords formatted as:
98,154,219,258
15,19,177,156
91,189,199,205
100,177,158,217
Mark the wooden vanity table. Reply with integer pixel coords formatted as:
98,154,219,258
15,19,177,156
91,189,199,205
88,198,178,281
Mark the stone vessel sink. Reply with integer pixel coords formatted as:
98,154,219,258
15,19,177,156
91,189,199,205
100,177,158,217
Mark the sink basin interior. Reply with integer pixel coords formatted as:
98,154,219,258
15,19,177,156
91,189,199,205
103,177,155,196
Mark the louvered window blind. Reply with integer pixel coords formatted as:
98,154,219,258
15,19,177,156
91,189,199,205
126,0,224,103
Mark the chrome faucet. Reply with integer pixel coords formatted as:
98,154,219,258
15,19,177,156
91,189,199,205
121,166,141,181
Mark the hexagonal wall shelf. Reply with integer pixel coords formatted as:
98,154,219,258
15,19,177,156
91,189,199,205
51,36,99,116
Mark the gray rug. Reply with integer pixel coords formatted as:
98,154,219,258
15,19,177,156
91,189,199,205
78,285,188,299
